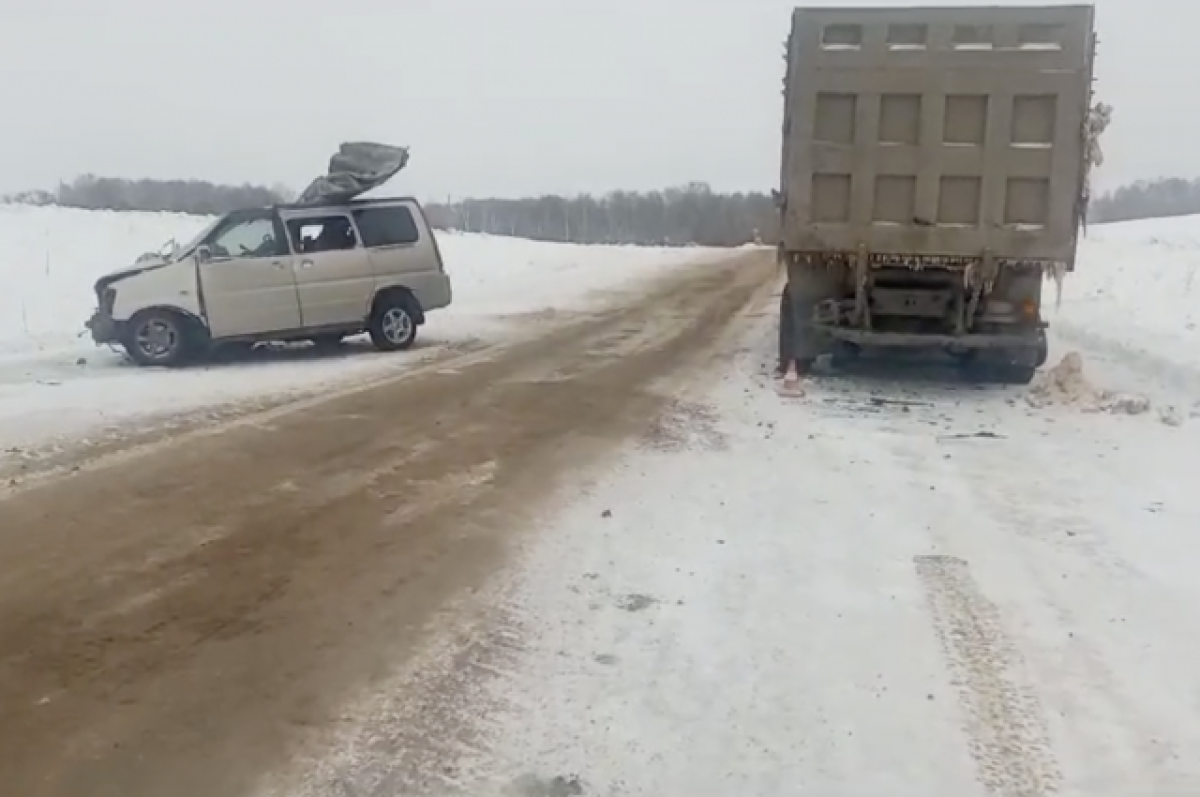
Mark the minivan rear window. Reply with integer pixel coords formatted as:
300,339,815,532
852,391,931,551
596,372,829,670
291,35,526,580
353,206,420,248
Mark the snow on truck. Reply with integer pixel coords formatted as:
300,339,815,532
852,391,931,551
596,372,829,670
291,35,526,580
776,4,1099,385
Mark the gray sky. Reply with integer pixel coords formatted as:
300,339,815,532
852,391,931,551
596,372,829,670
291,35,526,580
0,0,1183,199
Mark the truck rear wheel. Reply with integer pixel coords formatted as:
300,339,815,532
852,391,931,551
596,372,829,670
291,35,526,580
777,288,800,371
827,340,861,371
779,269,838,372
992,364,1038,385
960,360,1038,385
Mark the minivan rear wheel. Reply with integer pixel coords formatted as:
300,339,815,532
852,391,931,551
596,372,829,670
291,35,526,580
368,294,418,351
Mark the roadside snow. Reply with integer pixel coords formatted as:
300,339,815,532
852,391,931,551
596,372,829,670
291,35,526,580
1053,216,1200,392
0,204,713,451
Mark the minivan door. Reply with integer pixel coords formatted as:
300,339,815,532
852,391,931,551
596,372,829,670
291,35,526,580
282,212,374,329
198,212,302,338
352,203,426,278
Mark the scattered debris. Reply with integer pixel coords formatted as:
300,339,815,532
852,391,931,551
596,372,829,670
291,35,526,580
938,431,1006,441
1026,352,1159,419
869,396,932,408
506,773,585,797
641,399,727,452
1158,405,1186,427
616,593,656,612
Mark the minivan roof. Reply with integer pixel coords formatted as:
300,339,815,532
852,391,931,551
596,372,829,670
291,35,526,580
274,196,421,211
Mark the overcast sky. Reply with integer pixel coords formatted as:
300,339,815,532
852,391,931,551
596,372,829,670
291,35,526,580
0,0,1184,199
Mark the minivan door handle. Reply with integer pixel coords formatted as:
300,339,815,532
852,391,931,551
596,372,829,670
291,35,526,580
270,260,288,270
299,260,314,269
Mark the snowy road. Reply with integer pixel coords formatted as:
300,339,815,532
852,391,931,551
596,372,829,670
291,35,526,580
0,250,774,797
261,310,1200,796
4,207,1200,795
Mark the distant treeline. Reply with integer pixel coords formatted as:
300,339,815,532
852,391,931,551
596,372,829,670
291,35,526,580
424,185,777,247
5,173,1199,243
4,175,293,216
1087,178,1200,224
4,177,777,247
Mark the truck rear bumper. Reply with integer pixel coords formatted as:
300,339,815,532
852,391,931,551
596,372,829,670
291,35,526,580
818,326,1043,351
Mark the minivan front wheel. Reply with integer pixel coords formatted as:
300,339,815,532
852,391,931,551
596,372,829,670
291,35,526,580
368,295,418,351
124,310,194,367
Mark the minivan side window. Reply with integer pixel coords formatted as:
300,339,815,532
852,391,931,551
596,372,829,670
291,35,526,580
286,215,358,254
353,206,421,248
208,218,285,259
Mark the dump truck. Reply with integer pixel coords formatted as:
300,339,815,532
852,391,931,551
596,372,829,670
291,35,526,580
776,4,1097,384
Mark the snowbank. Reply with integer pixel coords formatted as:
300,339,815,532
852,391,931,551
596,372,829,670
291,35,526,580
0,204,715,449
0,204,210,357
1056,215,1200,377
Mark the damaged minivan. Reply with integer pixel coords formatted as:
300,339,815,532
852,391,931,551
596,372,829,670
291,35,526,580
85,143,452,366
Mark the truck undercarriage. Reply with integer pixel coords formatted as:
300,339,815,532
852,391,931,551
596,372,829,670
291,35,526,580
778,251,1049,384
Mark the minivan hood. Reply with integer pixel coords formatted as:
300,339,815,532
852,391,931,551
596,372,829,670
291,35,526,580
93,255,174,293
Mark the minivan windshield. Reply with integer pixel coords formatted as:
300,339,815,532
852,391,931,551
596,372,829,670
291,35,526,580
171,216,223,260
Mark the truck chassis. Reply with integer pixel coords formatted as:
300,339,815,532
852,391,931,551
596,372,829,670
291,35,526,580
779,250,1049,383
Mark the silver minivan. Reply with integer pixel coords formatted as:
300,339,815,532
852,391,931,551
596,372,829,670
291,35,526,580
87,196,452,366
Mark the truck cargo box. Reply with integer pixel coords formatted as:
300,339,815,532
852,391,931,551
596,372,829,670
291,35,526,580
780,4,1095,267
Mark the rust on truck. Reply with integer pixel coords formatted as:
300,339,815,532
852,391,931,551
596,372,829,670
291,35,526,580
777,4,1098,383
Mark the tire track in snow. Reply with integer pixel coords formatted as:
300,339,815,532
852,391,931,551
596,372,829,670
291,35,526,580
951,442,1197,789
914,554,1063,796
883,426,1200,791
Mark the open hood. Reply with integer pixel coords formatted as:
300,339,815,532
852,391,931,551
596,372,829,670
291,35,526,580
295,142,410,205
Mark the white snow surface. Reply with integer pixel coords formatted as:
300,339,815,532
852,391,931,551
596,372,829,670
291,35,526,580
482,345,1200,795
0,203,712,450
262,214,1200,795
271,306,1200,796
1055,214,1200,396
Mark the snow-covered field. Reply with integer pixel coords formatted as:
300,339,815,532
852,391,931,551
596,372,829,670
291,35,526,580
1056,216,1200,397
0,204,714,451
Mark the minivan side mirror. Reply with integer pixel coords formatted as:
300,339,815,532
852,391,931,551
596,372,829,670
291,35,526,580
196,245,212,264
